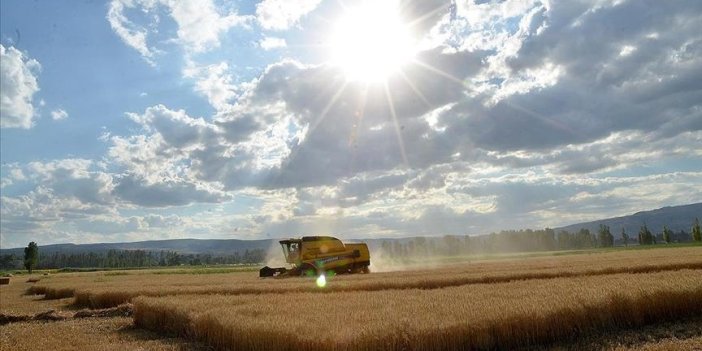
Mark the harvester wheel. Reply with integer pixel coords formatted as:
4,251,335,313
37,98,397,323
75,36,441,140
361,266,370,274
300,263,318,277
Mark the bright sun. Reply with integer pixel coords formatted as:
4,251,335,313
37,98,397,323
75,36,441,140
331,1,416,82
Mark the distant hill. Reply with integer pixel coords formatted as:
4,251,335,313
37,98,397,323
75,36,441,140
2,203,699,256
0,238,275,257
555,203,701,238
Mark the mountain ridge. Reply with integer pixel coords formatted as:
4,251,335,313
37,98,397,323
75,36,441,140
554,202,700,238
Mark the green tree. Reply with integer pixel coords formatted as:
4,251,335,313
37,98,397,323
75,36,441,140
0,254,19,270
662,225,673,244
693,218,702,242
24,242,39,274
639,224,653,245
598,224,614,247
621,228,629,247
557,230,572,250
414,237,427,256
576,228,592,248
462,235,472,255
443,235,460,256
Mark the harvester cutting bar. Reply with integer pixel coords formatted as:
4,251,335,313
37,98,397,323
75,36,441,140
259,266,287,277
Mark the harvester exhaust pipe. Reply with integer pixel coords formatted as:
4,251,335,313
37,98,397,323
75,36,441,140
259,266,287,277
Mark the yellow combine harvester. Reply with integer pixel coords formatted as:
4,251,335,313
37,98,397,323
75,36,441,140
259,236,371,277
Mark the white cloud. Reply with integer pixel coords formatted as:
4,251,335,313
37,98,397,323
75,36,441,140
0,178,13,189
183,61,238,111
256,0,322,30
3,0,702,246
107,0,251,63
167,0,251,53
0,165,26,188
126,104,217,150
0,45,41,129
10,167,26,181
113,174,230,207
259,36,287,50
110,103,302,190
24,159,116,206
0,184,115,238
107,0,158,64
51,108,68,120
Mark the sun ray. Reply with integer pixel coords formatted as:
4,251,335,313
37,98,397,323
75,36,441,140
309,79,349,134
347,84,370,174
412,58,467,87
349,84,369,148
502,100,574,135
272,78,348,186
397,68,432,108
404,2,450,30
384,81,409,168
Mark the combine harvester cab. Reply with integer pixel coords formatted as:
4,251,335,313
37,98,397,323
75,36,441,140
260,236,370,277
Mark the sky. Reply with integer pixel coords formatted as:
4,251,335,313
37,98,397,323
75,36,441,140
0,0,701,249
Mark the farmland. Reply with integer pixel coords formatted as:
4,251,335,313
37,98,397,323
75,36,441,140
2,246,702,350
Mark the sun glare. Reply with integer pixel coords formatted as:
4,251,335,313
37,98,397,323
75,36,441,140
331,1,416,82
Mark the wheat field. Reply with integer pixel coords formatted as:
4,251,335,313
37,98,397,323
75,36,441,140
26,247,702,309
132,270,702,350
4,246,702,350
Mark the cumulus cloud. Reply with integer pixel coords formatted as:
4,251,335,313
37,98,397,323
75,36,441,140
23,159,116,206
259,36,287,50
0,157,229,247
430,0,702,153
51,108,68,120
108,103,305,191
0,185,115,236
113,174,229,207
106,0,162,64
256,170,702,239
104,0,702,196
126,104,216,150
245,49,486,188
256,0,322,30
107,0,251,63
3,0,702,246
183,62,239,111
167,0,252,52
74,217,143,234
0,45,41,129
229,0,700,236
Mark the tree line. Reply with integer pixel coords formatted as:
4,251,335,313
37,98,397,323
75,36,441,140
0,248,266,271
381,218,702,258
4,218,701,271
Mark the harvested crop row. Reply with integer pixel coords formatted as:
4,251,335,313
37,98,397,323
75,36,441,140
45,260,702,309
24,286,74,300
0,304,132,326
133,270,702,351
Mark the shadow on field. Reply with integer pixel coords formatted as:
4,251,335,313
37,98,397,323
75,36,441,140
116,323,213,351
523,316,702,351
